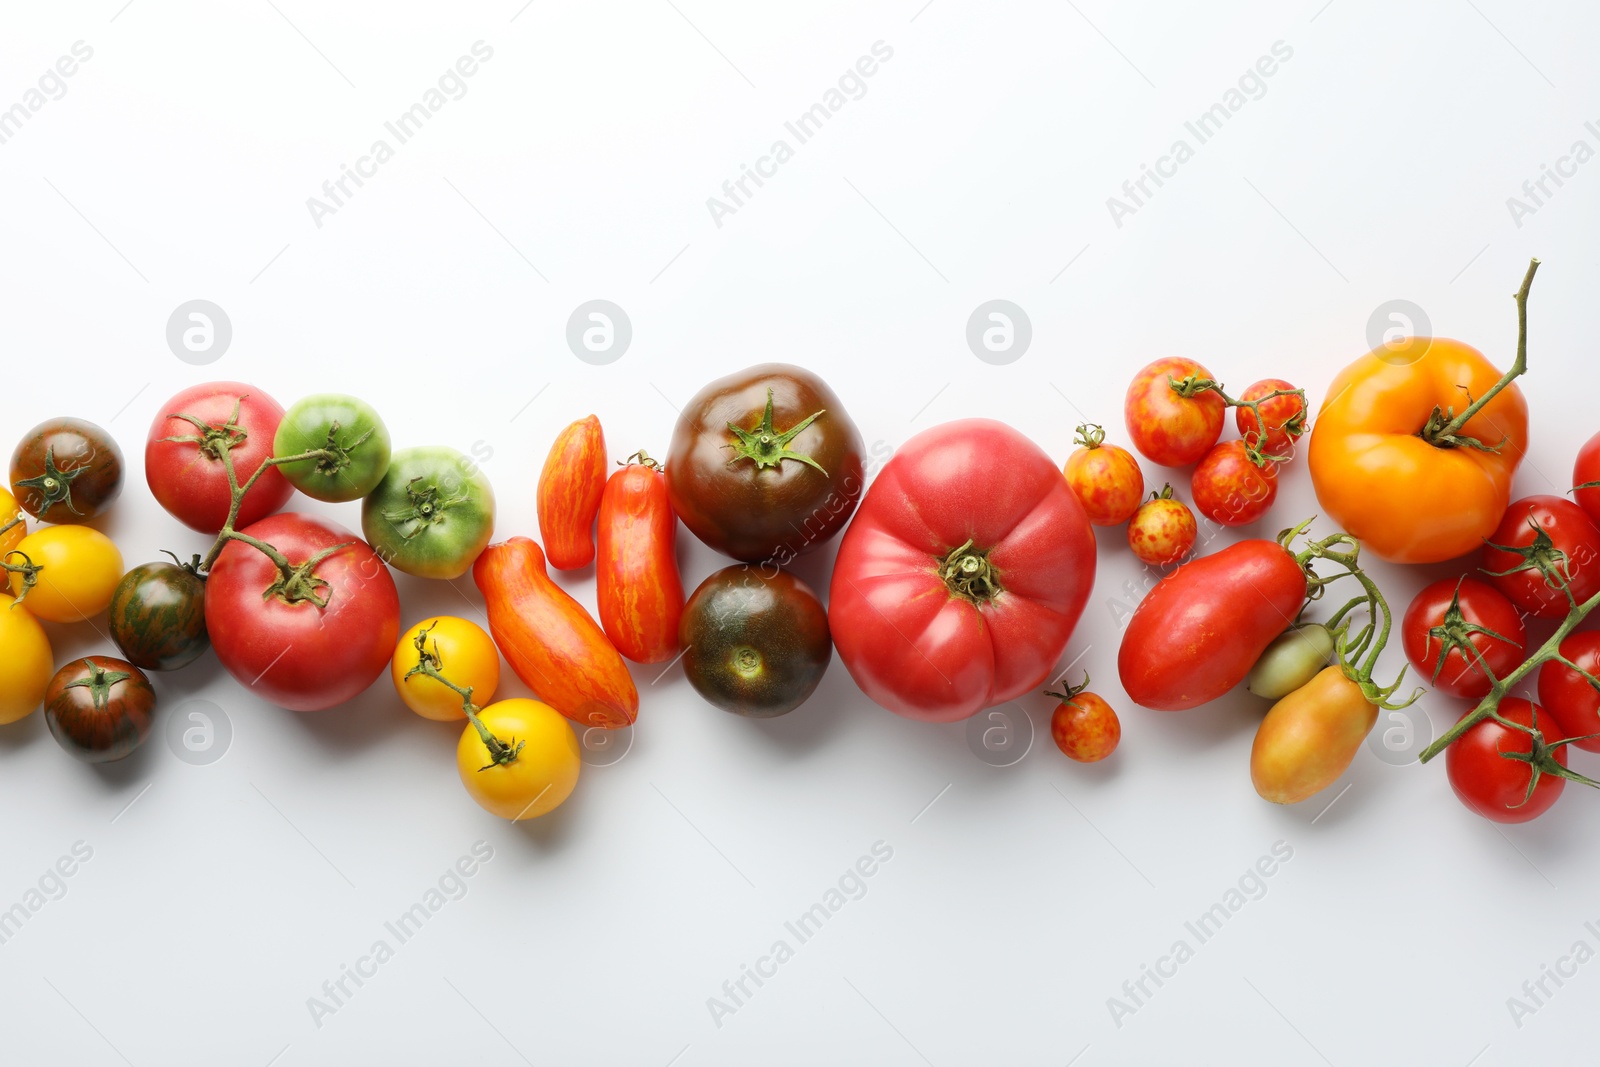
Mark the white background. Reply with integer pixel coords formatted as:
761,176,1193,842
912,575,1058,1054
1,1,1597,1064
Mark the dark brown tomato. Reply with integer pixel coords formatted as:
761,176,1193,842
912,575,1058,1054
110,561,210,671
679,565,832,718
44,656,156,763
10,418,124,524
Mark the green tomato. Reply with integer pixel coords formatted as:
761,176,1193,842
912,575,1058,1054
273,394,392,503
1246,623,1335,700
362,446,495,579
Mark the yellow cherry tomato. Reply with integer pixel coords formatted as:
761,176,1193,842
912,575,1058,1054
391,616,501,721
0,594,54,723
0,488,25,558
457,699,580,820
7,526,123,623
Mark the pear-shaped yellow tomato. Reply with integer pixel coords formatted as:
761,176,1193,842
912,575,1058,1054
0,594,54,723
8,526,123,623
457,699,580,820
0,488,25,558
391,616,500,722
1251,666,1377,804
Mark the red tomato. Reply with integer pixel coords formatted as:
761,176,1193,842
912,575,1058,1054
1191,441,1278,526
1537,632,1600,753
1445,699,1567,823
1401,577,1527,700
1118,539,1307,710
597,458,684,663
1481,495,1600,619
1062,424,1143,526
828,419,1096,723
1048,686,1120,762
205,513,400,711
1234,378,1307,457
1573,429,1600,532
145,383,294,533
537,415,607,570
1123,358,1225,467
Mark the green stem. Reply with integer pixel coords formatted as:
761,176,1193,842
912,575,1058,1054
403,625,522,768
1421,257,1539,448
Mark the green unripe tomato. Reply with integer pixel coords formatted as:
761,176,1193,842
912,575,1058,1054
273,394,391,503
362,446,496,579
1246,623,1335,700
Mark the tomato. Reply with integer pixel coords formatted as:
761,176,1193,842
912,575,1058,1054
1046,679,1120,762
7,526,123,623
272,394,392,503
146,383,295,533
1062,424,1143,526
1191,441,1278,526
1446,699,1566,823
0,487,26,559
1123,358,1226,467
597,456,683,663
206,513,400,711
1126,485,1195,566
1537,632,1600,754
1251,666,1376,804
537,415,607,570
10,417,123,524
1308,338,1528,563
829,418,1095,722
1118,539,1307,710
680,566,831,718
1401,577,1526,699
1481,495,1600,619
0,594,53,724
667,364,865,564
1235,378,1307,456
457,699,580,820
391,616,501,722
473,537,638,729
1573,429,1600,530
1246,623,1335,700
43,656,156,763
109,561,209,671
362,446,495,579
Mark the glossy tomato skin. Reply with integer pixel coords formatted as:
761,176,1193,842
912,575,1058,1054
10,417,124,524
1235,378,1307,456
0,593,53,725
146,383,294,533
109,561,210,671
9,526,123,623
1250,667,1376,804
1191,441,1278,526
473,537,638,729
1118,539,1307,710
392,616,500,722
44,656,156,763
1446,699,1566,823
1537,632,1600,753
1127,492,1196,566
272,393,391,503
457,699,580,819
597,461,684,663
680,566,831,718
537,416,607,570
1573,429,1600,530
1481,495,1600,619
829,419,1096,722
0,487,25,558
667,364,864,564
1062,430,1143,526
206,513,400,712
1401,577,1526,699
1308,338,1528,563
1123,358,1226,467
362,447,495,580
1050,692,1120,762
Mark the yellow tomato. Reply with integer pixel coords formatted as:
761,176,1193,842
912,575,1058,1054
0,489,25,558
457,699,580,820
1250,666,1377,805
391,616,501,721
8,526,123,623
0,594,53,723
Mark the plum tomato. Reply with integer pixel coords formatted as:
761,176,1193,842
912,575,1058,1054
1123,358,1225,467
1062,424,1143,526
1401,577,1526,700
1445,698,1567,823
10,417,124,524
1234,378,1307,457
1126,484,1196,566
1481,495,1600,619
1191,441,1278,527
1246,623,1335,700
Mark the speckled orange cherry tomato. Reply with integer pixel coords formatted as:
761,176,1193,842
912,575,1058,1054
1127,484,1196,566
1192,441,1278,527
1235,378,1307,457
1062,424,1143,526
1046,675,1120,762
1124,358,1226,468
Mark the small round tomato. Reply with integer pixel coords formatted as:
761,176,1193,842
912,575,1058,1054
1126,484,1196,566
392,616,501,722
680,566,832,718
1234,379,1307,457
7,526,123,623
457,699,580,819
1062,424,1143,526
1191,441,1277,526
0,487,26,558
362,446,495,579
43,656,156,763
1046,677,1119,762
10,417,124,524
0,593,53,724
1482,495,1600,619
1402,577,1526,700
1123,358,1225,467
109,561,209,671
145,383,294,533
1446,699,1567,823
1573,429,1600,531
1537,632,1600,753
273,394,392,503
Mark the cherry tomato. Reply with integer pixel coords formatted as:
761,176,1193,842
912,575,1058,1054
1481,495,1600,619
1126,485,1196,566
145,383,294,534
1234,378,1307,457
1401,577,1527,700
1573,429,1600,530
1123,358,1225,467
43,656,156,763
0,593,53,724
1446,699,1567,823
392,617,501,722
7,526,123,623
1191,441,1278,527
1046,677,1119,762
10,418,124,524
457,699,580,819
1062,424,1143,526
1537,632,1600,753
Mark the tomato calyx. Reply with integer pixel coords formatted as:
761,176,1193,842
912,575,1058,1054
59,658,132,711
1487,704,1600,804
621,450,663,471
161,399,253,463
306,420,377,480
225,531,351,609
1043,671,1091,710
1482,518,1575,608
1073,424,1107,450
13,446,87,518
724,389,829,475
1148,483,1175,502
380,477,471,540
1424,576,1522,687
403,622,524,769
938,538,1003,604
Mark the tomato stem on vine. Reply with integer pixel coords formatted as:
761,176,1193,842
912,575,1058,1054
403,623,523,769
1421,257,1539,450
0,549,40,607
1073,424,1106,449
622,450,662,471
1044,671,1091,709
1167,377,1307,455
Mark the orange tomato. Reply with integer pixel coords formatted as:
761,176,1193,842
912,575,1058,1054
1308,338,1527,563
597,459,684,663
1062,425,1143,526
536,415,607,570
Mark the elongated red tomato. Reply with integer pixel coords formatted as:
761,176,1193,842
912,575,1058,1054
473,537,638,728
597,458,684,663
537,415,607,570
1117,539,1307,710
